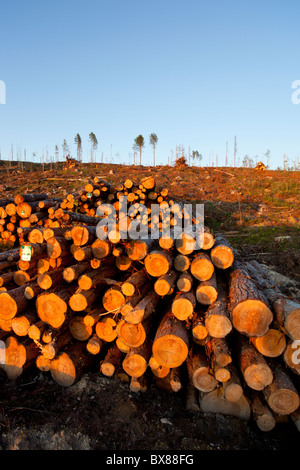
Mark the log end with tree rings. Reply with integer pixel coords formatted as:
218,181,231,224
50,352,76,387
251,329,286,357
144,251,171,278
244,363,273,392
36,292,67,328
116,319,147,349
95,316,118,342
69,316,93,341
0,293,19,320
190,254,214,281
152,334,189,368
231,299,273,337
196,285,218,305
205,314,232,339
122,352,148,378
102,287,125,313
125,239,148,261
210,245,234,270
192,368,218,392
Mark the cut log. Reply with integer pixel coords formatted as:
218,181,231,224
190,253,214,282
228,261,273,337
1,335,27,380
237,335,273,391
205,337,232,368
174,254,190,272
191,311,208,342
176,271,193,293
250,326,286,358
95,314,119,342
50,341,96,387
154,270,177,296
100,343,123,376
200,387,251,421
36,285,77,328
204,286,232,338
120,267,149,296
122,341,151,378
123,290,161,325
250,394,276,432
210,234,234,270
63,261,90,283
116,317,151,349
246,260,300,341
11,311,37,337
47,237,70,259
175,233,196,255
144,250,172,277
102,286,126,313
171,290,196,321
186,344,217,392
130,374,147,393
195,271,218,305
0,285,30,320
86,335,103,355
125,237,157,261
263,363,300,415
152,311,189,368
70,225,96,246
120,282,153,317
69,315,93,341
223,364,244,403
41,330,73,360
148,356,170,378
69,287,101,312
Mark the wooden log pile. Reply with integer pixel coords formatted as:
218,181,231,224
0,175,299,434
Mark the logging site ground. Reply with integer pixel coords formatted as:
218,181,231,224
0,161,299,452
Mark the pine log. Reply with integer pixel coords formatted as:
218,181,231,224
120,267,149,296
210,234,234,270
36,285,77,328
250,326,286,358
174,254,190,272
152,311,189,368
186,344,217,392
50,341,96,387
95,314,119,342
204,286,232,338
100,343,123,376
200,387,251,421
171,290,196,321
205,337,232,368
190,253,214,281
148,356,170,378
69,315,93,341
102,285,126,313
122,290,160,324
144,250,173,277
191,311,208,342
154,270,177,297
125,237,157,261
63,261,91,283
122,341,152,378
0,285,30,320
223,364,244,403
246,260,300,341
237,334,273,391
228,261,273,337
11,311,37,337
176,271,193,293
263,363,300,415
120,282,153,317
250,394,276,432
195,271,218,305
86,335,103,355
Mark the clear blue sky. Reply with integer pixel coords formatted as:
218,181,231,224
0,0,299,169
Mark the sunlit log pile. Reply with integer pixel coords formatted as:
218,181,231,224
0,175,299,434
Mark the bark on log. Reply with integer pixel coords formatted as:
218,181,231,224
186,344,217,392
152,311,189,368
228,261,273,337
236,334,273,391
190,253,214,282
263,362,300,415
210,234,234,270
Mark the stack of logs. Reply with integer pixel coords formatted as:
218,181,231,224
0,175,299,434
